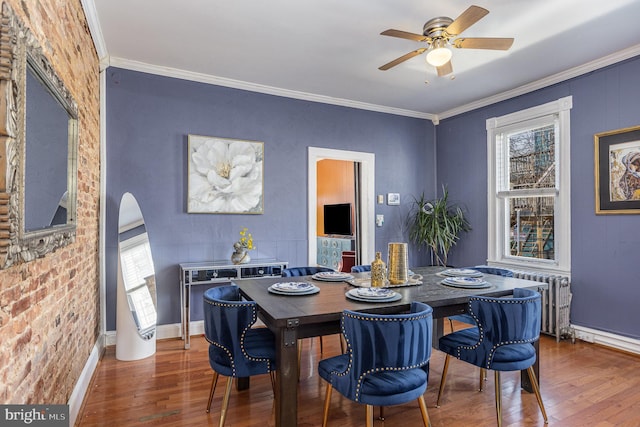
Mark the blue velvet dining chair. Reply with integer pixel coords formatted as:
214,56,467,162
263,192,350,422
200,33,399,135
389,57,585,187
449,265,513,332
447,265,514,389
448,266,514,330
203,285,276,427
436,288,548,427
318,301,434,427
350,264,371,273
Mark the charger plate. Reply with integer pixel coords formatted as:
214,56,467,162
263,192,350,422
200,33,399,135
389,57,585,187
268,283,320,295
345,288,402,302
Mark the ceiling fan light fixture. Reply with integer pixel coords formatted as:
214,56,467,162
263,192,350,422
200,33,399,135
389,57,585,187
426,40,452,67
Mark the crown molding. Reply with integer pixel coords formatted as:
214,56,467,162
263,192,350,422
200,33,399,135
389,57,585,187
108,57,434,120
80,0,108,61
437,44,640,121
77,0,640,124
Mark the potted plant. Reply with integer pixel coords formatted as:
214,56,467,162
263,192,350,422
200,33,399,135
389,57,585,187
408,186,471,266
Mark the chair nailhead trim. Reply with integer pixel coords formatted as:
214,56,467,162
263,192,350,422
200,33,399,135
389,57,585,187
204,298,273,375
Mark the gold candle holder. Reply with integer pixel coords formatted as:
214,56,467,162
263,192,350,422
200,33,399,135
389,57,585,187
387,242,408,285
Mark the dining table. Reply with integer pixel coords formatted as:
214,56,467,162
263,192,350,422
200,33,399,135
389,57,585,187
234,266,547,427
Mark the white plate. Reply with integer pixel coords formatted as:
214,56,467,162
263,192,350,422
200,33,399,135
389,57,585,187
312,272,353,281
441,268,483,277
440,279,492,289
355,288,396,299
270,282,315,293
268,285,320,296
443,277,485,286
345,289,401,302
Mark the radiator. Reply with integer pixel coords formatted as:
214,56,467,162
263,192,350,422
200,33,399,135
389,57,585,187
512,271,573,341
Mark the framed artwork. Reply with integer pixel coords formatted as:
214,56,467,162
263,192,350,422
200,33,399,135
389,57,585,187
387,193,400,205
187,135,264,214
595,125,640,214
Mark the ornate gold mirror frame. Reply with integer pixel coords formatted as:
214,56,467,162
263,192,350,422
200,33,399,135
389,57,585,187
0,2,78,268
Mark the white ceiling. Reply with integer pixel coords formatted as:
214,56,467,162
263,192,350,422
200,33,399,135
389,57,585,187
85,0,640,120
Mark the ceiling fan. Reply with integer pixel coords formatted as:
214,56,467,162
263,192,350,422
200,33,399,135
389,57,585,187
379,5,514,77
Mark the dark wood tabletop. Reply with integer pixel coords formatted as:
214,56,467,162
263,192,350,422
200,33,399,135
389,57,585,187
237,266,545,328
234,266,546,427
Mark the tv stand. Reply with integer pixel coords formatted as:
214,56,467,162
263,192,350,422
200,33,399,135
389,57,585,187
317,236,355,269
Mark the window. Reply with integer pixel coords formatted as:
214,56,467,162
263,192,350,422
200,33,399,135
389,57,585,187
486,96,572,274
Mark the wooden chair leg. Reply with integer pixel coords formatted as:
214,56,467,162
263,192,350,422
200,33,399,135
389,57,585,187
494,371,502,427
322,383,333,427
378,406,384,420
269,371,276,394
527,366,549,424
436,354,451,407
365,405,374,427
218,377,234,427
479,368,486,391
206,371,219,413
417,395,432,427
270,371,276,416
320,336,324,354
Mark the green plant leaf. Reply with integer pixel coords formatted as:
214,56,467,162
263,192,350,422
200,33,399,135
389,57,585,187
407,186,471,266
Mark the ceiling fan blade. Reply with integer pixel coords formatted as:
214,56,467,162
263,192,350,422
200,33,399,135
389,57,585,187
453,37,514,50
445,5,489,35
436,60,453,77
380,29,429,42
379,48,427,70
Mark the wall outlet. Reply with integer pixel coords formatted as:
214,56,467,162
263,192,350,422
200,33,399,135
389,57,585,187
376,214,384,226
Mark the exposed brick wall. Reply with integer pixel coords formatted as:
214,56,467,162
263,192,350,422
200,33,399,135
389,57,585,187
0,0,100,404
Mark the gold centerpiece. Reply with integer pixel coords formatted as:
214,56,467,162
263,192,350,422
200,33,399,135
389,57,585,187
387,242,408,285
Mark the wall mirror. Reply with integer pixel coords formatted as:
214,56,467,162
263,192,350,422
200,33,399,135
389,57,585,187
0,2,78,269
116,193,157,360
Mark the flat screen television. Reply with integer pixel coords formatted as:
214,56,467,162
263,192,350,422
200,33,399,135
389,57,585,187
323,203,352,236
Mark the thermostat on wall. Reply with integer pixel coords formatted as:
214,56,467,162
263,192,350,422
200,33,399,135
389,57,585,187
387,193,400,205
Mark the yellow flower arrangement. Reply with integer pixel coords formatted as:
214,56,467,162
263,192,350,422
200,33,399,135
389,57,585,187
237,227,254,250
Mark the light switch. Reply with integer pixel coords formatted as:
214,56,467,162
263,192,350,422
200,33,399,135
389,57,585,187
376,214,384,227
377,194,384,204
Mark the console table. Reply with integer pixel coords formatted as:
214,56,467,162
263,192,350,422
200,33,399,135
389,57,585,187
179,259,288,349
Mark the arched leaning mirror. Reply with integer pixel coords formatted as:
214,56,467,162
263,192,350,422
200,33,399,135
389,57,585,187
116,193,157,361
0,2,78,268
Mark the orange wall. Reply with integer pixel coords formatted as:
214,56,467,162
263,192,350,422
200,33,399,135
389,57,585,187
316,159,355,235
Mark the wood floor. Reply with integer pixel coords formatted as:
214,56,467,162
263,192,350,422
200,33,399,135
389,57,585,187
77,328,640,426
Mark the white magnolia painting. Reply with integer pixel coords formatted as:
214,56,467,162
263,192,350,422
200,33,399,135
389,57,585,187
187,135,264,214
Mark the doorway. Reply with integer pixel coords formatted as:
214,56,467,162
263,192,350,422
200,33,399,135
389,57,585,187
307,147,375,268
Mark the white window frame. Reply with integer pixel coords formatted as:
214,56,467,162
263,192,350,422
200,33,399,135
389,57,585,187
486,96,572,275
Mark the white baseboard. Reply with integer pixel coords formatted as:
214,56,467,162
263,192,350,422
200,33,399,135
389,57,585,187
104,321,205,346
68,338,103,426
572,324,640,355
104,318,270,346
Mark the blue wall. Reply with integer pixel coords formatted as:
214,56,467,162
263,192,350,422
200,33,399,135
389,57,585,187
437,56,640,339
105,68,435,330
